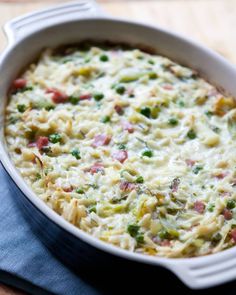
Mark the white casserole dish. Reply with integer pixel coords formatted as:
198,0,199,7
1,0,236,289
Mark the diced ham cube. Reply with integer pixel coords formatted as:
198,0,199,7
12,78,27,90
185,159,196,167
160,240,171,247
114,105,124,115
91,134,111,148
119,180,136,192
112,150,128,163
230,228,236,243
36,136,49,150
46,88,68,103
63,186,73,192
170,178,180,193
122,121,134,133
215,171,229,180
223,208,233,220
89,162,104,175
79,93,92,100
194,201,205,214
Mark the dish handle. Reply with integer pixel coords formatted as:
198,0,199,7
4,0,104,45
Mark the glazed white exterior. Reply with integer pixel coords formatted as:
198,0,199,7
0,0,236,289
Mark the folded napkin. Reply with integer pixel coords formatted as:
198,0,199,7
0,165,99,295
0,164,236,295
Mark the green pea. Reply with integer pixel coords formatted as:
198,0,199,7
17,104,26,113
135,176,144,183
168,117,178,126
142,149,153,158
71,149,81,160
187,129,197,140
192,166,203,174
100,54,109,62
94,93,104,101
69,96,80,105
76,188,84,194
101,116,110,123
116,85,126,95
49,133,62,144
140,107,151,118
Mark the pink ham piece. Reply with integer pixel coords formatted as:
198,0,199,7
28,141,37,148
91,134,111,148
223,208,233,220
63,186,73,193
120,180,136,192
194,201,205,214
114,105,124,115
89,162,104,175
214,171,229,180
12,78,27,90
163,84,173,90
160,240,171,247
170,178,180,193
79,93,92,100
46,88,68,104
230,229,236,243
36,136,49,151
185,159,196,167
122,121,134,133
112,150,128,163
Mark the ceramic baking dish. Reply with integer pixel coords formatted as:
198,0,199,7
0,0,236,289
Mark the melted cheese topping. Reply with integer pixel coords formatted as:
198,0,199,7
5,44,236,258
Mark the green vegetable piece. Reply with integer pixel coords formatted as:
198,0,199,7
205,110,214,117
94,93,104,101
207,203,215,212
88,205,97,213
118,143,126,150
159,230,170,239
135,176,144,184
142,149,153,158
17,104,26,113
34,100,55,111
193,165,203,174
178,101,185,107
71,149,81,160
69,96,80,105
49,133,62,144
168,117,178,126
35,173,41,180
140,106,151,118
100,54,109,62
120,73,141,83
151,106,160,119
76,188,84,194
212,233,222,244
127,224,140,237
227,199,236,209
116,85,126,95
148,60,155,65
148,72,158,79
187,129,197,140
101,116,110,123
136,234,144,244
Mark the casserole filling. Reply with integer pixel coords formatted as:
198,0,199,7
5,43,236,258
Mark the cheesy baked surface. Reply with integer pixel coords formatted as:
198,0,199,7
5,44,236,258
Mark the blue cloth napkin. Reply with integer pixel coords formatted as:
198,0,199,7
0,165,99,295
1,164,236,295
